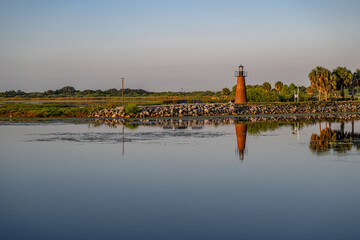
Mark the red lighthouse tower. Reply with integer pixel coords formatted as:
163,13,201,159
234,65,248,103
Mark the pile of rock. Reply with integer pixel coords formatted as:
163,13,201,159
89,102,360,119
91,107,126,118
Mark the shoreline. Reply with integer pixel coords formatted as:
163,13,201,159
1,101,360,120
90,102,360,118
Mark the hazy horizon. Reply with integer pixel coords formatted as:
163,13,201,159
1,0,360,92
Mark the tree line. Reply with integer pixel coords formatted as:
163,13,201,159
2,66,359,102
308,67,360,101
221,82,307,102
0,86,221,98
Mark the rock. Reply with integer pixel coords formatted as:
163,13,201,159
90,102,360,119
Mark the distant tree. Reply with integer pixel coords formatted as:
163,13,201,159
332,67,353,98
274,81,283,93
261,82,271,92
93,89,104,97
204,91,214,96
83,89,95,95
45,90,55,96
222,88,230,98
309,66,335,101
289,83,297,90
104,88,119,96
59,86,76,95
4,90,17,97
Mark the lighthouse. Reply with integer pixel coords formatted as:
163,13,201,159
234,65,248,103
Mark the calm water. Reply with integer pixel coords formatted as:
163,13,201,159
1,118,360,240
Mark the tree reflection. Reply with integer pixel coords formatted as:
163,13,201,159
310,120,360,154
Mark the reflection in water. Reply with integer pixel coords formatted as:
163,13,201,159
310,120,360,154
235,123,247,161
20,117,360,158
90,117,360,157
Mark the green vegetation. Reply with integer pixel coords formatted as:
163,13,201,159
247,122,284,134
308,66,359,101
230,83,307,102
0,103,110,118
261,82,272,92
124,103,139,115
274,81,283,93
309,67,334,101
246,87,279,102
124,121,139,130
222,88,231,98
0,86,221,99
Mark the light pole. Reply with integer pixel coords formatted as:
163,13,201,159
297,85,300,103
122,77,124,106
294,85,300,103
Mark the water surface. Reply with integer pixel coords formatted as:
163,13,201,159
1,118,360,240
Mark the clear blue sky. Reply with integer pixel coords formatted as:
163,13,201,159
1,0,359,92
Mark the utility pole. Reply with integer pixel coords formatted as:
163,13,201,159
122,77,124,106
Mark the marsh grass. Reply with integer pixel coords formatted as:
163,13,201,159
0,103,114,118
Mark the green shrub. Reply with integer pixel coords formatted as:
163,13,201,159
124,103,139,114
124,121,139,129
247,88,280,102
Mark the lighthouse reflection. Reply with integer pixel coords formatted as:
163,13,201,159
235,123,247,161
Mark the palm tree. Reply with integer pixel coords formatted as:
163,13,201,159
222,88,230,99
333,67,353,98
309,67,322,101
309,66,334,101
274,81,283,93
351,69,360,98
261,82,271,92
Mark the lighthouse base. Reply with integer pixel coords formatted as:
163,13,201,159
235,76,247,103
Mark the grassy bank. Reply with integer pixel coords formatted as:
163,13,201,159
0,103,109,118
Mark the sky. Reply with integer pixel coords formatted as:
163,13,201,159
0,0,360,92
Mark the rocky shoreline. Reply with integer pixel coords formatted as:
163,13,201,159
91,113,360,130
89,102,360,119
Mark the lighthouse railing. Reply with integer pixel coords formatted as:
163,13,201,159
234,71,248,77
